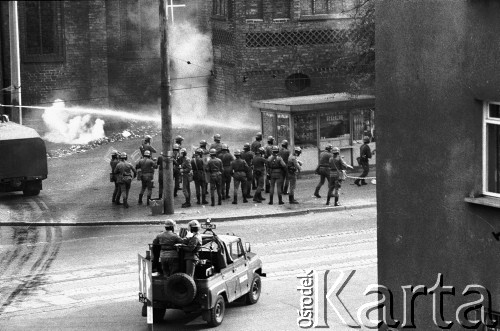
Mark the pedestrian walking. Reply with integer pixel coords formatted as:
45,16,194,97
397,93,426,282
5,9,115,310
230,149,250,204
264,136,275,193
152,219,184,277
220,144,234,200
267,146,286,205
110,150,120,204
136,150,157,206
251,147,267,203
114,152,137,208
287,147,303,204
279,140,291,194
354,136,373,186
192,148,208,205
327,147,353,206
241,143,255,199
314,144,333,198
207,148,223,206
179,148,192,208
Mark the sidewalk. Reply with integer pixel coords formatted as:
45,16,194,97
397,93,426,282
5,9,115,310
42,174,376,226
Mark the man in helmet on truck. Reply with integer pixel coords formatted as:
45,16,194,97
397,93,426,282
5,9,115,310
152,219,184,277
180,220,202,278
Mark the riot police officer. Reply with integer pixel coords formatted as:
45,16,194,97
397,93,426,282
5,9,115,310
241,143,255,199
114,152,137,208
209,134,223,158
314,144,333,198
230,149,250,204
279,140,291,195
172,144,181,197
207,148,223,206
136,150,157,205
287,147,303,204
264,136,275,193
140,135,157,157
110,150,120,204
267,146,286,205
175,135,184,148
251,147,267,203
179,148,192,208
327,147,353,206
354,136,373,186
192,148,208,205
220,144,234,200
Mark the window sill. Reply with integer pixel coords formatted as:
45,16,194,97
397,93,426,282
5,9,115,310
299,14,350,21
246,19,263,23
464,196,500,209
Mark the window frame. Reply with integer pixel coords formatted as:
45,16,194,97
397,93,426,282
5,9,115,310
21,1,65,63
482,102,500,198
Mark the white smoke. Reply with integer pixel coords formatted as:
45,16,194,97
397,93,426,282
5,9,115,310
42,99,106,144
170,20,213,121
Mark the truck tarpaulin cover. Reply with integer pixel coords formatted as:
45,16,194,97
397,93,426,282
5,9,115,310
0,121,48,179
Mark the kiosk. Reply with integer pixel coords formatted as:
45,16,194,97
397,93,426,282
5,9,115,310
252,93,376,172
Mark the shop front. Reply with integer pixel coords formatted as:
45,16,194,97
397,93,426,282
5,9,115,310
252,93,376,172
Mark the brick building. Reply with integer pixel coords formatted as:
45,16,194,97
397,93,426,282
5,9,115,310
0,0,368,127
209,0,367,110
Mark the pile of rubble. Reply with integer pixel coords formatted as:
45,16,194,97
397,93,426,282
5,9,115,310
46,123,161,159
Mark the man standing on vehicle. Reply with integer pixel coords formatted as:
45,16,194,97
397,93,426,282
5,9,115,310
153,219,184,277
181,220,202,278
114,152,137,208
136,150,157,206
314,144,333,198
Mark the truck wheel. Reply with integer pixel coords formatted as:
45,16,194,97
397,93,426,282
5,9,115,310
165,273,197,306
207,295,225,327
153,308,166,323
245,274,261,305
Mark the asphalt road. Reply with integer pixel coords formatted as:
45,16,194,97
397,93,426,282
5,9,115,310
0,207,377,331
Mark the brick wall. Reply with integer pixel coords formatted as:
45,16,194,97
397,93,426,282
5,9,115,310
209,0,369,112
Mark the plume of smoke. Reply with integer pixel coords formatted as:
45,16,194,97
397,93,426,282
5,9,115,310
42,100,106,144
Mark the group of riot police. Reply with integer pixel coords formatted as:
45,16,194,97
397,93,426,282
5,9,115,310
170,132,304,207
110,132,372,208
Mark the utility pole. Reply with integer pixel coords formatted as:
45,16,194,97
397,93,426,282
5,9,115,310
9,1,21,124
160,0,174,214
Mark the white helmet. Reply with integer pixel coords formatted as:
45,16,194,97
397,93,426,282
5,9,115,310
188,219,200,231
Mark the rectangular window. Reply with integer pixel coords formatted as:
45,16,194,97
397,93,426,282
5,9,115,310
300,0,345,16
22,1,64,62
483,103,500,197
272,0,291,19
213,0,227,17
246,0,263,20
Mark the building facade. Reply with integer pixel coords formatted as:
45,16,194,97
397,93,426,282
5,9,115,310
377,1,500,329
210,0,367,111
0,1,370,129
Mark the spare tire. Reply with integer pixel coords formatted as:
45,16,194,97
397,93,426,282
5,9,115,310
165,273,197,306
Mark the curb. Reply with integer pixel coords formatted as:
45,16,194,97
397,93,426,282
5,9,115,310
0,203,376,227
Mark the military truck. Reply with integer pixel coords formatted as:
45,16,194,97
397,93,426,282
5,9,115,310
0,115,47,196
138,220,266,326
